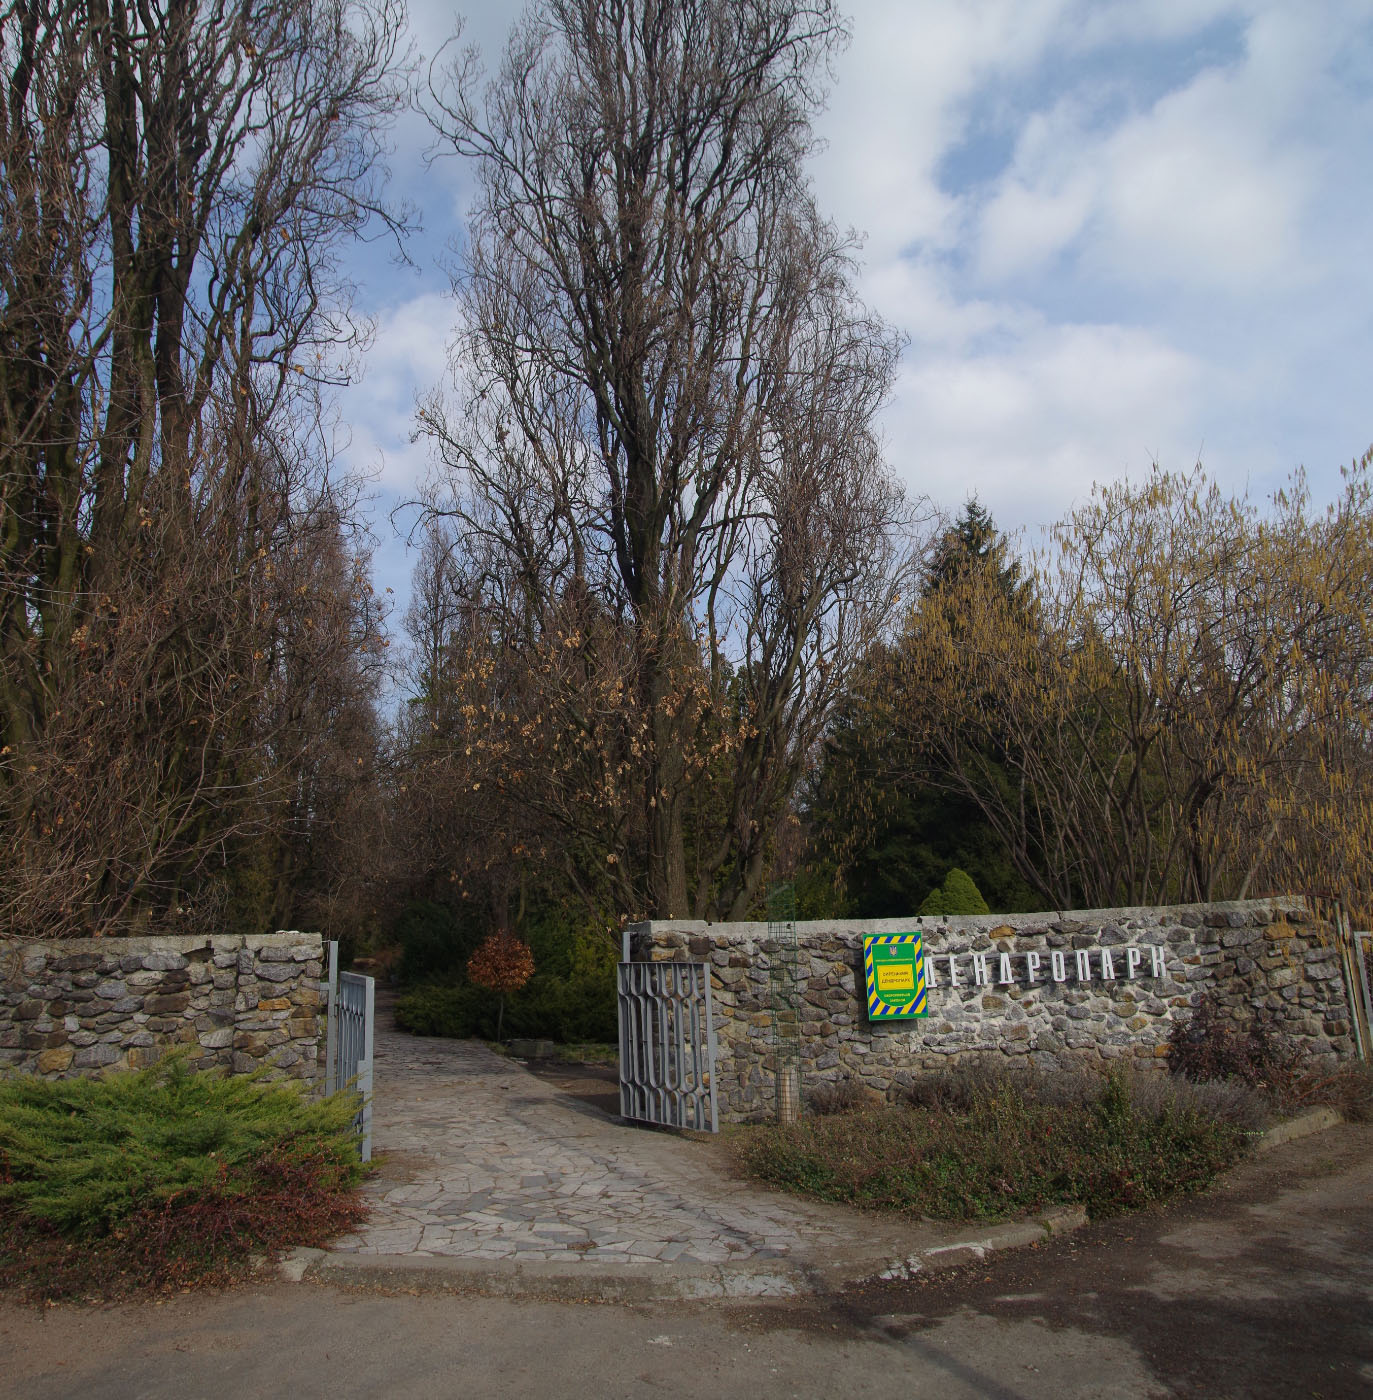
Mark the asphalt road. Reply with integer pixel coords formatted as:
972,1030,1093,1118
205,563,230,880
3,1123,1370,1400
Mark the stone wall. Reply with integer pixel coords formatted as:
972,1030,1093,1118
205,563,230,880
0,932,323,1083
626,899,1358,1123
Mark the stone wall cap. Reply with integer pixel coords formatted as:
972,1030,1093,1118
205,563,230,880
629,897,1311,945
0,930,323,955
247,931,324,949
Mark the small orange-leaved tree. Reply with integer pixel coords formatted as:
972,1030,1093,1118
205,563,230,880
466,931,536,1042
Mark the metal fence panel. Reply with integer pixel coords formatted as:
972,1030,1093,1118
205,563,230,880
617,960,717,1132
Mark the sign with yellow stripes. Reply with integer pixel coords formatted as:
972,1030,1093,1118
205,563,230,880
862,934,928,1020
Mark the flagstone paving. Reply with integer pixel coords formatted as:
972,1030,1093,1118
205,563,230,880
327,1014,896,1271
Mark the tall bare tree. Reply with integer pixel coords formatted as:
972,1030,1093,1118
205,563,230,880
418,0,914,920
0,0,408,935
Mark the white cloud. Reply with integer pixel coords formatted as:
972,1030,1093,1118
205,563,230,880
976,117,1095,283
813,0,1073,260
862,256,1033,354
964,4,1337,296
1098,91,1309,294
889,321,1207,529
341,291,453,495
803,0,1373,541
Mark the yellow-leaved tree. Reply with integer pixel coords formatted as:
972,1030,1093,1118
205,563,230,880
853,455,1373,921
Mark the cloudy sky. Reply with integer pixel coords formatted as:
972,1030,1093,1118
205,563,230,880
340,0,1373,612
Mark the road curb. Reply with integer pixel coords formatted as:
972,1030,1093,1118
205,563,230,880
1254,1106,1343,1153
858,1205,1089,1284
286,1248,809,1301
282,1203,1091,1302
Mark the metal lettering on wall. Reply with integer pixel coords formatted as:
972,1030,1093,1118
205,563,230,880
863,934,1170,1021
927,944,1168,989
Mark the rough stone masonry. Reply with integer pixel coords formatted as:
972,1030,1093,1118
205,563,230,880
627,898,1358,1123
0,932,323,1083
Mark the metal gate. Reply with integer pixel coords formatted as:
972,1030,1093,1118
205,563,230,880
324,941,375,1162
617,961,718,1132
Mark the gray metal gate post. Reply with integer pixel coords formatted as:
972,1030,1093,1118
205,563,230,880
1352,931,1373,1062
325,940,340,1096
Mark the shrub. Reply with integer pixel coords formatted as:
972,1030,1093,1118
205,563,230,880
1289,1061,1373,1122
1168,990,1298,1094
393,983,489,1037
736,1067,1250,1222
917,867,990,916
1120,1069,1273,1131
393,900,483,985
902,1057,1045,1111
805,1077,881,1116
0,1054,367,1298
395,964,619,1044
506,967,618,1043
900,1060,1274,1130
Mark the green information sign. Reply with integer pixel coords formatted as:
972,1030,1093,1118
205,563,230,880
862,934,929,1020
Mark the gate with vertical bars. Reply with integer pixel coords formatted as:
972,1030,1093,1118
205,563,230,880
617,959,718,1132
324,940,375,1162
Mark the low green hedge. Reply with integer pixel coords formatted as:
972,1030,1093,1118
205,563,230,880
0,1053,368,1298
396,967,617,1044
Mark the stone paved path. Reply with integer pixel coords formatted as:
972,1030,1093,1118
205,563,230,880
327,1016,902,1272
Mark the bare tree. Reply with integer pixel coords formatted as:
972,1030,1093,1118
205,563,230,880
257,491,390,934
390,519,640,927
418,0,915,920
0,0,408,935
